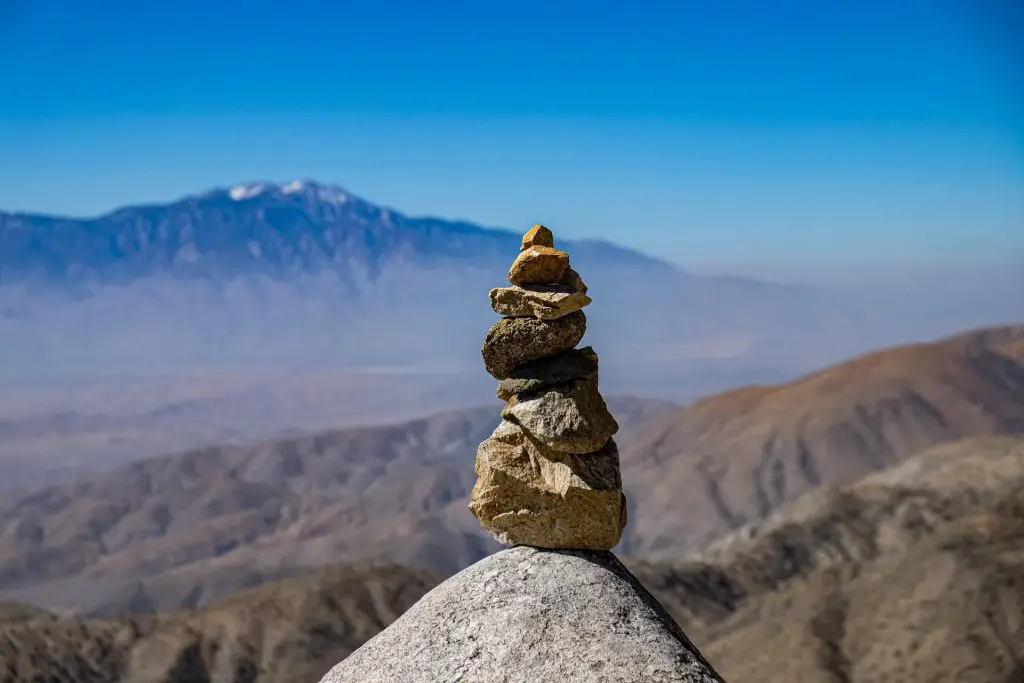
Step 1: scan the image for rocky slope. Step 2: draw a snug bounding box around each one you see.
[0,563,442,683]
[619,324,1024,557]
[636,435,1024,683]
[2,436,1020,683]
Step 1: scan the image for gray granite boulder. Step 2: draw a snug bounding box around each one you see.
[318,546,725,683]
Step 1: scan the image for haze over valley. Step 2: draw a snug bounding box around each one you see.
[1,182,1020,486]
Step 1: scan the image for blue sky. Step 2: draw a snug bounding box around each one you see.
[0,0,1021,278]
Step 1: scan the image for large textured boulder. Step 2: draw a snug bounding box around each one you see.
[318,546,725,683]
[469,420,626,549]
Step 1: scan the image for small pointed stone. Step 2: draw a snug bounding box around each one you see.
[521,224,554,251]
[481,311,586,380]
[508,246,569,286]
[502,374,619,453]
[497,347,599,401]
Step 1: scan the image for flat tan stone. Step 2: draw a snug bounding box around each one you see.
[481,310,586,380]
[489,284,591,320]
[469,420,627,550]
[507,246,569,286]
[497,347,599,401]
[502,374,618,453]
[521,224,555,251]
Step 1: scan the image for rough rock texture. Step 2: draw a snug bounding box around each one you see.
[489,283,592,320]
[469,420,626,549]
[559,266,588,295]
[481,310,587,380]
[318,546,725,683]
[497,346,599,401]
[503,375,619,453]
[521,224,554,250]
[507,245,570,286]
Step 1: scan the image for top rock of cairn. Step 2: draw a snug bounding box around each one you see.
[473,225,626,550]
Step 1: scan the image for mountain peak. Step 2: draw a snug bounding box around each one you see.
[223,180,352,206]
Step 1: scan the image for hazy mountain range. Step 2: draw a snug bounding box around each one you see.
[2,180,1019,379]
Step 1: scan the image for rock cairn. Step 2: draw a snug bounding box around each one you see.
[470,225,627,550]
[319,224,726,683]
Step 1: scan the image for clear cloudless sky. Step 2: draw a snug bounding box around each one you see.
[0,0,1022,281]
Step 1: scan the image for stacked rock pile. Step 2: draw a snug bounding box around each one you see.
[320,224,727,683]
[470,225,628,550]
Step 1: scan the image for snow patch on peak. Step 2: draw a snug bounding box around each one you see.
[315,186,350,205]
[225,179,351,205]
[229,183,268,200]
[281,180,350,205]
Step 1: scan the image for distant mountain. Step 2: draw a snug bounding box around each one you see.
[4,179,1012,377]
[618,324,1024,557]
[0,180,666,284]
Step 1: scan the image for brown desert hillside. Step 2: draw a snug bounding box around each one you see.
[2,436,1021,683]
[0,395,674,615]
[0,563,442,683]
[633,436,1024,683]
[619,324,1024,557]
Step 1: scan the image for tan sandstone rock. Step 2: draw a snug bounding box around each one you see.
[521,224,554,250]
[497,346,599,401]
[502,374,618,453]
[481,310,586,380]
[507,245,569,286]
[489,283,592,320]
[469,420,627,550]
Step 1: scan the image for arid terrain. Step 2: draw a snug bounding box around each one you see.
[0,563,443,683]
[0,324,1020,614]
[619,323,1024,557]
[0,395,674,614]
[2,435,1021,683]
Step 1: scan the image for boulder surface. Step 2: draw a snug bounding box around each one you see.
[318,546,725,683]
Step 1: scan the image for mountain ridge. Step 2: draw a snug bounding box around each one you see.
[0,179,679,284]
[618,324,1024,557]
